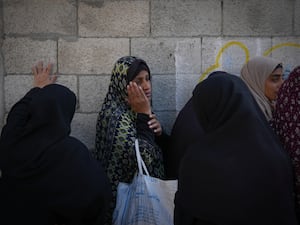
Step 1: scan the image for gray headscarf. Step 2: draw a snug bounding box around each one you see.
[240,56,282,121]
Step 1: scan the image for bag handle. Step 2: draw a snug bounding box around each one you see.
[135,139,150,176]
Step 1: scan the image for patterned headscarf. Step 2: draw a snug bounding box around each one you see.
[240,56,282,121]
[94,56,152,162]
[272,65,300,207]
[93,56,164,224]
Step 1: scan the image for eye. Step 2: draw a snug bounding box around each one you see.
[270,75,283,83]
[135,81,142,86]
[133,78,143,86]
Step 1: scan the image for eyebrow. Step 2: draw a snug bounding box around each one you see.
[271,74,282,77]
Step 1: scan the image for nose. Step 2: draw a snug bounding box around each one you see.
[140,79,151,90]
[279,77,284,86]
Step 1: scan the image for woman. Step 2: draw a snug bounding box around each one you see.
[175,72,298,225]
[0,62,111,225]
[272,65,300,220]
[166,98,203,179]
[166,71,225,179]
[93,56,166,224]
[240,56,283,121]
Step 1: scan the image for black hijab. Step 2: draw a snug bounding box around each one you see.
[0,84,111,225]
[127,58,151,82]
[0,84,76,178]
[175,72,297,225]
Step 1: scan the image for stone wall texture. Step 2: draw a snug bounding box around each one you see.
[1,0,300,149]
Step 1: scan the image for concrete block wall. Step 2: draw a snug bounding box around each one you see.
[1,0,300,150]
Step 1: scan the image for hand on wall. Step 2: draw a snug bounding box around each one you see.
[32,61,57,88]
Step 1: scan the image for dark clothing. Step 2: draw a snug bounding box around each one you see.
[271,66,300,222]
[0,84,111,225]
[167,71,226,179]
[175,73,298,225]
[93,56,165,225]
[167,98,204,179]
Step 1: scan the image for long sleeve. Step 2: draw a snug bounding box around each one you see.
[136,113,155,143]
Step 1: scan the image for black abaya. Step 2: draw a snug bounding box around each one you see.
[0,84,111,225]
[175,72,298,225]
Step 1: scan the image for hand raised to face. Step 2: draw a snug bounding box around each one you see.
[127,81,151,115]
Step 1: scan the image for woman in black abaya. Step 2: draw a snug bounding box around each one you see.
[174,72,298,225]
[0,62,111,225]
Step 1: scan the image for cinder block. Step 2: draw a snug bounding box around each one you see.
[270,37,300,77]
[3,38,57,74]
[174,39,202,74]
[0,1,3,47]
[55,75,78,100]
[151,0,221,36]
[132,38,201,74]
[202,37,271,79]
[78,75,111,113]
[58,38,129,74]
[4,74,77,112]
[154,111,177,135]
[3,0,76,35]
[71,113,98,150]
[79,0,149,37]
[295,0,300,35]
[175,74,200,111]
[223,0,293,36]
[4,75,33,112]
[152,74,176,111]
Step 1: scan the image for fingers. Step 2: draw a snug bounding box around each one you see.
[32,61,53,74]
[45,63,53,74]
[32,61,57,88]
[148,114,162,135]
[127,81,151,114]
[37,61,43,74]
[50,74,58,83]
[127,82,145,98]
[31,65,37,76]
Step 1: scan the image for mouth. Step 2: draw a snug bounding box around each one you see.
[145,92,151,99]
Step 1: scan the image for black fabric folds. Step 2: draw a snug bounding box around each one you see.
[0,84,111,225]
[167,98,204,179]
[175,72,298,225]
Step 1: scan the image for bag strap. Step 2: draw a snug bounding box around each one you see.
[135,139,150,176]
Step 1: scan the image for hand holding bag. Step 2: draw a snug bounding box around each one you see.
[113,139,178,225]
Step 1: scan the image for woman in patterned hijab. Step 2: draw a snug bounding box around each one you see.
[240,56,283,121]
[272,65,300,220]
[93,56,165,224]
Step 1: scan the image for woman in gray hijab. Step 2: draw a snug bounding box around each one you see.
[240,56,283,121]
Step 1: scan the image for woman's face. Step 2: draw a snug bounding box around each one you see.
[264,67,284,101]
[132,70,152,101]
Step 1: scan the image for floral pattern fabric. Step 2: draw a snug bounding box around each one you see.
[272,66,300,206]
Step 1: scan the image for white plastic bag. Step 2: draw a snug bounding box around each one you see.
[113,139,178,225]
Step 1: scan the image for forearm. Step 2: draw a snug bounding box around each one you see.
[136,113,155,143]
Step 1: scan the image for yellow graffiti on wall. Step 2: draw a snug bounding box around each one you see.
[200,41,300,82]
[263,42,300,56]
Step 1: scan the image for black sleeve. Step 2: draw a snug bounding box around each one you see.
[155,130,170,151]
[136,113,155,144]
